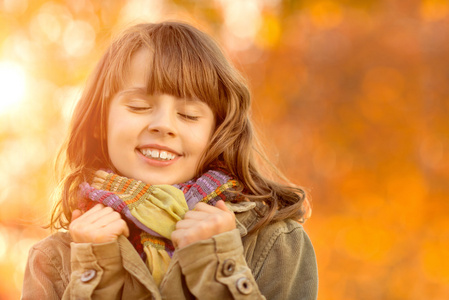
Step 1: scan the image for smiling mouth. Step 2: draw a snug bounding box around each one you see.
[139,148,177,161]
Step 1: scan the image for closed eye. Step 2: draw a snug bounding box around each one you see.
[127,105,151,112]
[178,113,199,121]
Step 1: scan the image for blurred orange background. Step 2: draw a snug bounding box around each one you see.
[1,0,448,299]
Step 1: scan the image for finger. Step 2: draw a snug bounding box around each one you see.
[91,210,122,228]
[183,210,210,220]
[215,200,230,212]
[80,203,105,219]
[81,206,115,224]
[193,202,220,213]
[93,219,129,243]
[175,219,198,229]
[171,229,183,249]
[171,228,198,249]
[110,218,129,238]
[122,220,130,237]
[71,209,83,222]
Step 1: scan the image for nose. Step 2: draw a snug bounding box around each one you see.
[147,106,177,137]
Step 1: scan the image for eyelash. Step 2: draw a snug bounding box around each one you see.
[179,113,199,121]
[127,104,199,121]
[127,105,150,111]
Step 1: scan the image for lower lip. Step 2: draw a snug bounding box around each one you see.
[136,149,180,167]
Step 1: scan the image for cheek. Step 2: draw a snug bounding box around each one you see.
[106,118,136,159]
[107,108,140,142]
[193,126,215,173]
[193,125,214,151]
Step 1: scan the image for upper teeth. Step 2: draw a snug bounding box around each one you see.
[141,149,176,160]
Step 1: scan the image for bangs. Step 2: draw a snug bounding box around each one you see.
[147,23,222,109]
[104,22,232,124]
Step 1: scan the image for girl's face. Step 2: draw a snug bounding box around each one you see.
[107,49,215,185]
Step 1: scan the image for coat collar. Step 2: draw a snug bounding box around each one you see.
[228,201,266,237]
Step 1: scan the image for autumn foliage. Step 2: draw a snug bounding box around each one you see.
[0,1,448,299]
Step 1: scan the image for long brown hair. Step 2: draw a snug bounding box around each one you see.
[50,22,310,231]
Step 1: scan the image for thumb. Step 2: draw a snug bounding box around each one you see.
[122,222,130,238]
[71,209,83,222]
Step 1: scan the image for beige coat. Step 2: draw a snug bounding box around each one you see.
[22,202,318,299]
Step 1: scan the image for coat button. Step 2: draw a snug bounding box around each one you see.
[222,259,236,276]
[80,269,97,283]
[236,277,253,295]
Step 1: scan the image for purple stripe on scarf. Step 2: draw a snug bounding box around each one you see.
[80,170,237,242]
[80,183,163,237]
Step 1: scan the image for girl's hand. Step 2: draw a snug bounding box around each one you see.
[69,204,130,244]
[171,200,236,249]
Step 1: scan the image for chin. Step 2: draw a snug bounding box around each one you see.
[139,176,176,186]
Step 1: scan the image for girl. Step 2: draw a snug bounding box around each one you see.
[22,22,318,299]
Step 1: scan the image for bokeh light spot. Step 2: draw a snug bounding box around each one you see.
[63,20,96,57]
[120,0,164,24]
[420,0,449,22]
[224,0,261,39]
[32,12,62,43]
[309,1,343,30]
[256,15,281,48]
[2,0,28,14]
[0,227,8,260]
[0,61,27,113]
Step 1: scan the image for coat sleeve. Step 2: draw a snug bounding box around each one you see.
[252,225,318,300]
[21,237,128,300]
[22,245,68,300]
[63,240,126,299]
[170,229,266,299]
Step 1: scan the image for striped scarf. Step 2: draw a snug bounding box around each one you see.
[79,169,240,285]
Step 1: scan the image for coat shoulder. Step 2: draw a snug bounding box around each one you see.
[251,218,309,254]
[30,231,71,255]
[242,216,315,274]
[28,231,72,278]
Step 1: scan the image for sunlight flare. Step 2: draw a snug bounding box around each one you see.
[0,61,27,113]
